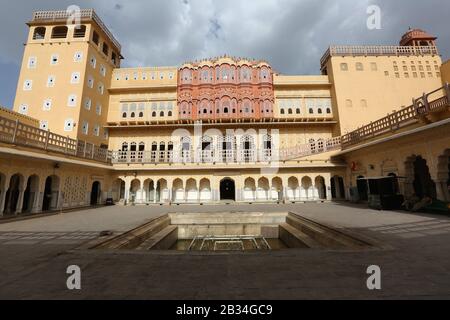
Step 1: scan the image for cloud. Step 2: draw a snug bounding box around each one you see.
[0,0,449,106]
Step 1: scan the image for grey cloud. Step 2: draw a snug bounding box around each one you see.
[0,0,449,101]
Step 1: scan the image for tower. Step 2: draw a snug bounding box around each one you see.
[400,28,437,47]
[13,9,122,146]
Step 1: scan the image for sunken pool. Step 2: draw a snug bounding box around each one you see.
[87,212,379,252]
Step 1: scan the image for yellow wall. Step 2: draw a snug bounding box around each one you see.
[326,55,443,135]
[13,19,120,146]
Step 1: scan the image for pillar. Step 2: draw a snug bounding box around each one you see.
[326,177,333,201]
[15,188,25,215]
[0,189,6,216]
[31,186,42,214]
[124,180,131,205]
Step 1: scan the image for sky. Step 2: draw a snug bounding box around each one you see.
[1,0,449,108]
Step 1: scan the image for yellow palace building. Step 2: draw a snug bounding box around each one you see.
[0,9,449,215]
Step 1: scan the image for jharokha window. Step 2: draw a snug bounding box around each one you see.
[73,25,87,38]
[51,26,68,39]
[33,27,46,40]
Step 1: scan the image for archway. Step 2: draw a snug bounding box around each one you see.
[356,176,368,201]
[186,179,198,203]
[271,177,283,201]
[156,179,168,203]
[199,179,212,202]
[90,181,101,205]
[0,173,5,213]
[243,178,256,201]
[173,179,184,202]
[412,156,436,198]
[257,178,270,201]
[4,174,24,215]
[23,175,39,213]
[130,179,141,203]
[315,176,327,200]
[112,179,125,202]
[220,178,236,201]
[42,175,60,212]
[144,179,155,203]
[301,177,313,200]
[331,176,345,200]
[287,177,299,201]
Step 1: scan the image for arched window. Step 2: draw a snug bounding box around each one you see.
[309,108,314,114]
[221,67,229,81]
[74,25,87,38]
[160,111,165,117]
[121,142,129,151]
[183,69,191,82]
[181,137,191,151]
[280,109,285,115]
[296,108,301,114]
[224,108,229,114]
[130,142,137,152]
[130,112,135,118]
[263,134,273,150]
[326,108,331,114]
[318,108,323,114]
[168,111,173,117]
[261,68,269,80]
[51,26,68,39]
[122,112,127,118]
[288,109,293,115]
[241,67,251,81]
[139,112,144,118]
[139,142,145,152]
[33,27,46,40]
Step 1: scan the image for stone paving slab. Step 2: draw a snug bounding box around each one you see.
[0,203,449,299]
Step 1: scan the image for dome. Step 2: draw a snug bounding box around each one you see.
[400,28,437,46]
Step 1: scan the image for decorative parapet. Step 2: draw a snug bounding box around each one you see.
[31,9,121,51]
[320,45,439,70]
[0,114,112,164]
[0,106,39,128]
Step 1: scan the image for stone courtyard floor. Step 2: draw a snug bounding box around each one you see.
[0,202,450,299]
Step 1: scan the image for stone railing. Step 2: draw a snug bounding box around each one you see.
[279,136,342,160]
[112,149,277,165]
[0,115,112,163]
[320,45,439,69]
[32,9,121,50]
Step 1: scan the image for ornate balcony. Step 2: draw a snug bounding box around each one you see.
[0,114,111,163]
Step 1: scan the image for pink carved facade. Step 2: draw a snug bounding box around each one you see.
[177,56,275,121]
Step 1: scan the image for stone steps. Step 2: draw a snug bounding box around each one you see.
[279,223,322,249]
[135,225,178,250]
[286,213,373,249]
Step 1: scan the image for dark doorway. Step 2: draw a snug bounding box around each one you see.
[22,175,38,213]
[357,176,368,201]
[42,177,53,211]
[446,157,450,196]
[220,179,236,201]
[331,178,336,199]
[413,156,436,198]
[90,181,101,205]
[4,174,22,215]
[338,177,345,199]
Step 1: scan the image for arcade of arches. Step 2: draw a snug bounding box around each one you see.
[0,157,110,216]
[1,123,449,216]
[109,173,337,204]
[342,124,450,204]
